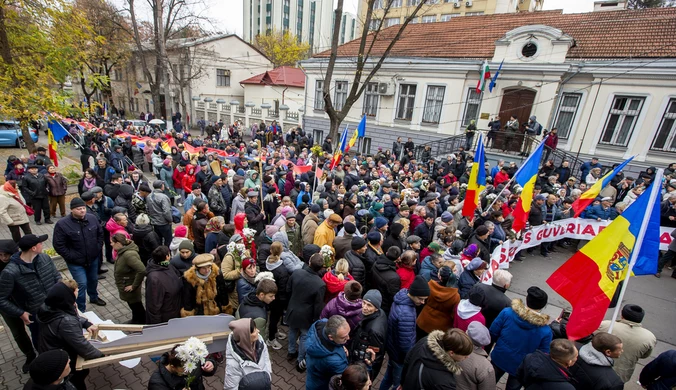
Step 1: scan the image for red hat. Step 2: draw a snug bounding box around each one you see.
[174,225,187,238]
[241,258,255,269]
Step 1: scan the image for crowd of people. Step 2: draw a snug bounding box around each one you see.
[0,116,674,390]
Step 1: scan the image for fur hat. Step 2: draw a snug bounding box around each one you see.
[526,286,548,310]
[621,304,645,323]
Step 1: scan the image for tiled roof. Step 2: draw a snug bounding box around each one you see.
[240,66,305,88]
[316,8,676,60]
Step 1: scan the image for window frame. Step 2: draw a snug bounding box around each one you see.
[216,69,230,87]
[314,80,325,110]
[334,81,349,111]
[650,98,676,152]
[552,92,582,139]
[421,15,437,23]
[422,85,445,124]
[384,17,400,27]
[440,14,459,21]
[396,83,417,121]
[461,88,482,128]
[363,82,380,117]
[600,95,646,147]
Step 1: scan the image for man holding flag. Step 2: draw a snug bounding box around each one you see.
[572,156,634,217]
[47,120,70,167]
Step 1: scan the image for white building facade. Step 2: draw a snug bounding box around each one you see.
[300,8,676,171]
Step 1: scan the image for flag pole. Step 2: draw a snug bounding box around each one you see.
[608,169,663,334]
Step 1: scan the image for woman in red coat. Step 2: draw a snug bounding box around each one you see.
[182,164,196,194]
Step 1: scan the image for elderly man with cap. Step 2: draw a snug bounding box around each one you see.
[24,349,74,389]
[597,304,656,383]
[0,237,60,373]
[145,180,173,246]
[588,196,619,221]
[456,322,497,390]
[80,191,97,218]
[489,286,553,390]
[314,212,343,250]
[207,175,227,217]
[53,198,106,311]
[349,289,388,380]
[244,189,266,235]
[423,192,438,220]
[302,203,321,245]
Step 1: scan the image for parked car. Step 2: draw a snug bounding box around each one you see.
[0,121,39,148]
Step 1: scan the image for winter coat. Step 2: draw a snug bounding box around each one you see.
[151,153,164,175]
[145,261,183,324]
[237,292,269,333]
[468,235,490,262]
[305,319,349,390]
[113,242,146,303]
[280,222,303,257]
[332,233,353,261]
[272,231,303,273]
[133,224,161,264]
[53,213,103,267]
[639,350,676,390]
[386,289,418,364]
[370,257,402,313]
[301,213,320,245]
[23,379,77,390]
[36,304,104,371]
[456,345,497,390]
[417,280,460,334]
[321,292,362,331]
[208,185,227,216]
[322,270,353,302]
[490,299,553,376]
[22,173,48,200]
[472,282,511,328]
[400,331,463,390]
[146,189,173,226]
[192,212,209,254]
[597,319,656,382]
[569,343,624,390]
[348,308,387,378]
[285,265,326,330]
[364,244,384,278]
[314,220,336,249]
[344,250,367,288]
[245,200,265,233]
[0,190,30,226]
[45,173,68,197]
[223,333,272,390]
[413,222,435,248]
[516,350,575,390]
[419,256,440,283]
[453,300,486,332]
[114,185,137,222]
[0,252,61,317]
[180,264,229,317]
[148,352,216,390]
[396,264,416,289]
[586,205,618,221]
[236,275,257,305]
[230,193,246,222]
[106,218,130,240]
[265,258,289,302]
[459,269,480,299]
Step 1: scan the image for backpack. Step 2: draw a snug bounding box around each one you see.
[171,206,181,223]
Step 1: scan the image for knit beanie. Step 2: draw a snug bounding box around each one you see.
[29,349,69,385]
[367,231,382,244]
[344,222,356,235]
[466,322,491,347]
[375,217,388,229]
[70,197,86,209]
[351,236,367,250]
[344,281,363,301]
[178,240,194,253]
[466,258,487,271]
[303,244,321,263]
[621,304,645,323]
[526,286,548,310]
[174,225,188,238]
[373,202,384,211]
[409,275,431,297]
[363,289,382,310]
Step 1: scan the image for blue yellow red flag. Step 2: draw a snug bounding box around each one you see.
[510,140,546,232]
[461,134,486,217]
[572,156,634,217]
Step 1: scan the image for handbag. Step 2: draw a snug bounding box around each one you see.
[15,196,34,216]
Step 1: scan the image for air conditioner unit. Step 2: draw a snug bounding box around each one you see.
[453,1,461,8]
[378,82,394,96]
[466,1,473,6]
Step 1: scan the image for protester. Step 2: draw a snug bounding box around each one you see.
[111,234,146,324]
[569,332,624,390]
[305,315,351,390]
[23,349,76,390]
[416,265,460,337]
[145,246,183,324]
[180,254,229,317]
[0,180,33,242]
[348,289,387,380]
[321,281,363,331]
[224,318,272,390]
[456,322,497,390]
[639,350,676,390]
[516,339,578,389]
[148,341,217,389]
[471,269,513,328]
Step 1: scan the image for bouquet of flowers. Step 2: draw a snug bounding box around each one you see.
[242,228,257,253]
[227,242,247,268]
[320,245,334,268]
[310,145,323,157]
[174,337,209,387]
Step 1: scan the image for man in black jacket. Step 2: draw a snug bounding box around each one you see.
[370,247,402,313]
[344,237,368,289]
[471,269,513,329]
[22,165,52,225]
[0,235,60,373]
[53,197,106,311]
[245,190,266,236]
[570,332,624,390]
[349,289,387,380]
[517,339,578,390]
[286,253,326,373]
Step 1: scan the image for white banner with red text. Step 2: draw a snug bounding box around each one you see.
[481,218,674,283]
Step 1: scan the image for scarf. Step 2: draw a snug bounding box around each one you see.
[205,218,222,234]
[196,267,212,280]
[2,181,19,197]
[83,177,97,191]
[240,270,256,286]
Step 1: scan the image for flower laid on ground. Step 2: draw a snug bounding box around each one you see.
[174,337,208,387]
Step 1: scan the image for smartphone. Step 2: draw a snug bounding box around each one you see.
[560,308,572,321]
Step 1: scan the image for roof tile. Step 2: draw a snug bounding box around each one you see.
[240,66,305,88]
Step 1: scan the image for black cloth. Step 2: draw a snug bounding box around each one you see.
[244,201,265,234]
[458,270,480,300]
[370,258,401,313]
[285,265,326,330]
[344,250,367,289]
[144,262,183,324]
[570,353,624,390]
[349,309,388,380]
[237,292,267,321]
[23,379,77,390]
[132,224,161,264]
[517,350,576,390]
[467,235,490,262]
[52,214,104,267]
[413,222,435,248]
[0,252,61,317]
[114,185,137,222]
[401,333,459,390]
[22,173,48,200]
[148,352,216,390]
[472,283,511,328]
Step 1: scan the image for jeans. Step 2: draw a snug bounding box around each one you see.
[1,313,35,358]
[154,224,173,247]
[287,327,308,361]
[8,223,31,243]
[493,363,522,390]
[466,134,474,150]
[268,299,286,341]
[67,260,100,312]
[379,358,404,390]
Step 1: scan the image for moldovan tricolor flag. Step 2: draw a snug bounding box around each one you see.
[476,60,491,94]
[47,120,69,167]
[546,170,661,340]
[462,134,486,217]
[572,156,634,217]
[329,125,349,170]
[510,140,546,232]
[345,115,365,154]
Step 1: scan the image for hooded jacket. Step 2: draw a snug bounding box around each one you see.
[272,231,303,273]
[517,350,576,390]
[305,319,349,390]
[144,261,183,324]
[0,252,61,317]
[224,320,271,390]
[370,257,401,313]
[285,265,326,330]
[597,319,656,383]
[265,256,289,302]
[114,184,137,222]
[244,170,260,190]
[400,330,463,390]
[453,299,486,332]
[320,292,362,331]
[321,270,353,303]
[113,242,146,303]
[148,351,216,390]
[569,343,624,390]
[490,299,553,376]
[105,218,130,239]
[382,224,405,253]
[419,256,440,282]
[459,269,481,300]
[386,289,418,364]
[417,280,460,334]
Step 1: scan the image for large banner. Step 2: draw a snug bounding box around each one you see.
[482,218,674,283]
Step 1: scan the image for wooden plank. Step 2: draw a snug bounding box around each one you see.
[97,331,230,354]
[75,356,84,371]
[96,323,146,332]
[78,336,214,370]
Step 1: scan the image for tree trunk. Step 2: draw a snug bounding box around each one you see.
[0,4,12,65]
[19,119,36,154]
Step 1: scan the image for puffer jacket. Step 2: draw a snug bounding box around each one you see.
[208,184,227,216]
[148,351,216,390]
[305,319,349,390]
[0,252,61,317]
[146,189,173,226]
[113,242,146,303]
[386,289,418,364]
[400,330,463,390]
[236,292,268,331]
[344,250,367,288]
[417,280,460,334]
[320,292,362,331]
[456,344,497,390]
[224,333,271,390]
[45,172,68,197]
[569,343,624,390]
[272,231,303,273]
[53,213,103,267]
[490,299,553,376]
[0,190,30,226]
[370,257,401,313]
[516,350,576,390]
[322,270,353,303]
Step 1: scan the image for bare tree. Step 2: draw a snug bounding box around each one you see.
[321,0,430,142]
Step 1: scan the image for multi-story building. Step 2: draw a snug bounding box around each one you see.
[338,12,357,45]
[243,0,334,53]
[358,0,544,33]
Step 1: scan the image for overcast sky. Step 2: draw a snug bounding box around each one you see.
[201,0,596,37]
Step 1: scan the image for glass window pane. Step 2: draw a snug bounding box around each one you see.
[629,99,641,111]
[555,112,574,138]
[616,116,634,145]
[602,115,619,143]
[652,118,673,149]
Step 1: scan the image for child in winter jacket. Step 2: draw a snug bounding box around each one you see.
[321,281,363,331]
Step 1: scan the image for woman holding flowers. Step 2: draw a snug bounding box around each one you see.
[148,337,217,390]
[224,318,272,390]
[221,234,250,310]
